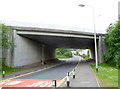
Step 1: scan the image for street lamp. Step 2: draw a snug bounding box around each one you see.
[79,4,98,73]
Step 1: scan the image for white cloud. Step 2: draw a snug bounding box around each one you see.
[0,0,119,33]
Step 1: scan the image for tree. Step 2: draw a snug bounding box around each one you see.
[104,21,120,67]
[56,48,72,58]
[76,51,79,55]
[64,51,72,57]
[0,24,2,69]
[0,24,14,65]
[87,49,90,58]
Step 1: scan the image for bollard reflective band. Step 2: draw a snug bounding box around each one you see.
[73,71,75,75]
[67,72,69,76]
[67,76,69,81]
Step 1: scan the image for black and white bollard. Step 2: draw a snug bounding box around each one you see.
[67,72,70,87]
[73,69,75,79]
[41,60,44,65]
[52,80,56,88]
[2,70,5,78]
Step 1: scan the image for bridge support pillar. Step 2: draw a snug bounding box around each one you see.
[90,48,95,60]
[98,36,104,63]
[42,45,45,64]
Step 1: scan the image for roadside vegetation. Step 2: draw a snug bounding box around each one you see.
[0,65,22,74]
[0,24,19,74]
[104,21,120,67]
[56,48,73,58]
[90,63,118,87]
[0,24,2,73]
[81,49,90,59]
[56,55,70,58]
[56,48,91,59]
[90,21,120,87]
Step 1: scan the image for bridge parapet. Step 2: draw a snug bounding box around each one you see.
[12,26,104,37]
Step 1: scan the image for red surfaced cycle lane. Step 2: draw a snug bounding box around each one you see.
[0,79,60,87]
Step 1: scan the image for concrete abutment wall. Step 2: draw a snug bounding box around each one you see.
[98,36,107,63]
[6,30,56,68]
[90,36,106,63]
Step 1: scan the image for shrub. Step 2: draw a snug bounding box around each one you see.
[56,48,73,58]
[64,51,72,58]
[104,21,120,67]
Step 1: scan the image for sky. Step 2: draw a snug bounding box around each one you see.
[0,0,119,33]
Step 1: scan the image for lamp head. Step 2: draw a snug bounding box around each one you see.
[79,4,85,7]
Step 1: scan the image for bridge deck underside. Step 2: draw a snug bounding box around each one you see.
[20,34,95,49]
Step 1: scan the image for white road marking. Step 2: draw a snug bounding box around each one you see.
[5,80,24,85]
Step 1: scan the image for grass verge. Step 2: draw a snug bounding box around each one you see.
[0,65,22,75]
[84,56,90,59]
[56,55,70,59]
[90,63,118,87]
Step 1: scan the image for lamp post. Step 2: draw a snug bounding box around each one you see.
[79,4,98,73]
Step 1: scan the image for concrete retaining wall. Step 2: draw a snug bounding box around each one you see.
[11,30,55,68]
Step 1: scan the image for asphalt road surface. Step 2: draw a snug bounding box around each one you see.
[0,56,80,87]
[15,56,80,80]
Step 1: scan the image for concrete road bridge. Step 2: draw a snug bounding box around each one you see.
[5,26,107,68]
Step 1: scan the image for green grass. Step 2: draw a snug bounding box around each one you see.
[84,56,90,59]
[90,63,118,87]
[56,55,70,59]
[0,65,22,74]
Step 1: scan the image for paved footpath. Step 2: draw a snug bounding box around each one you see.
[60,59,100,87]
